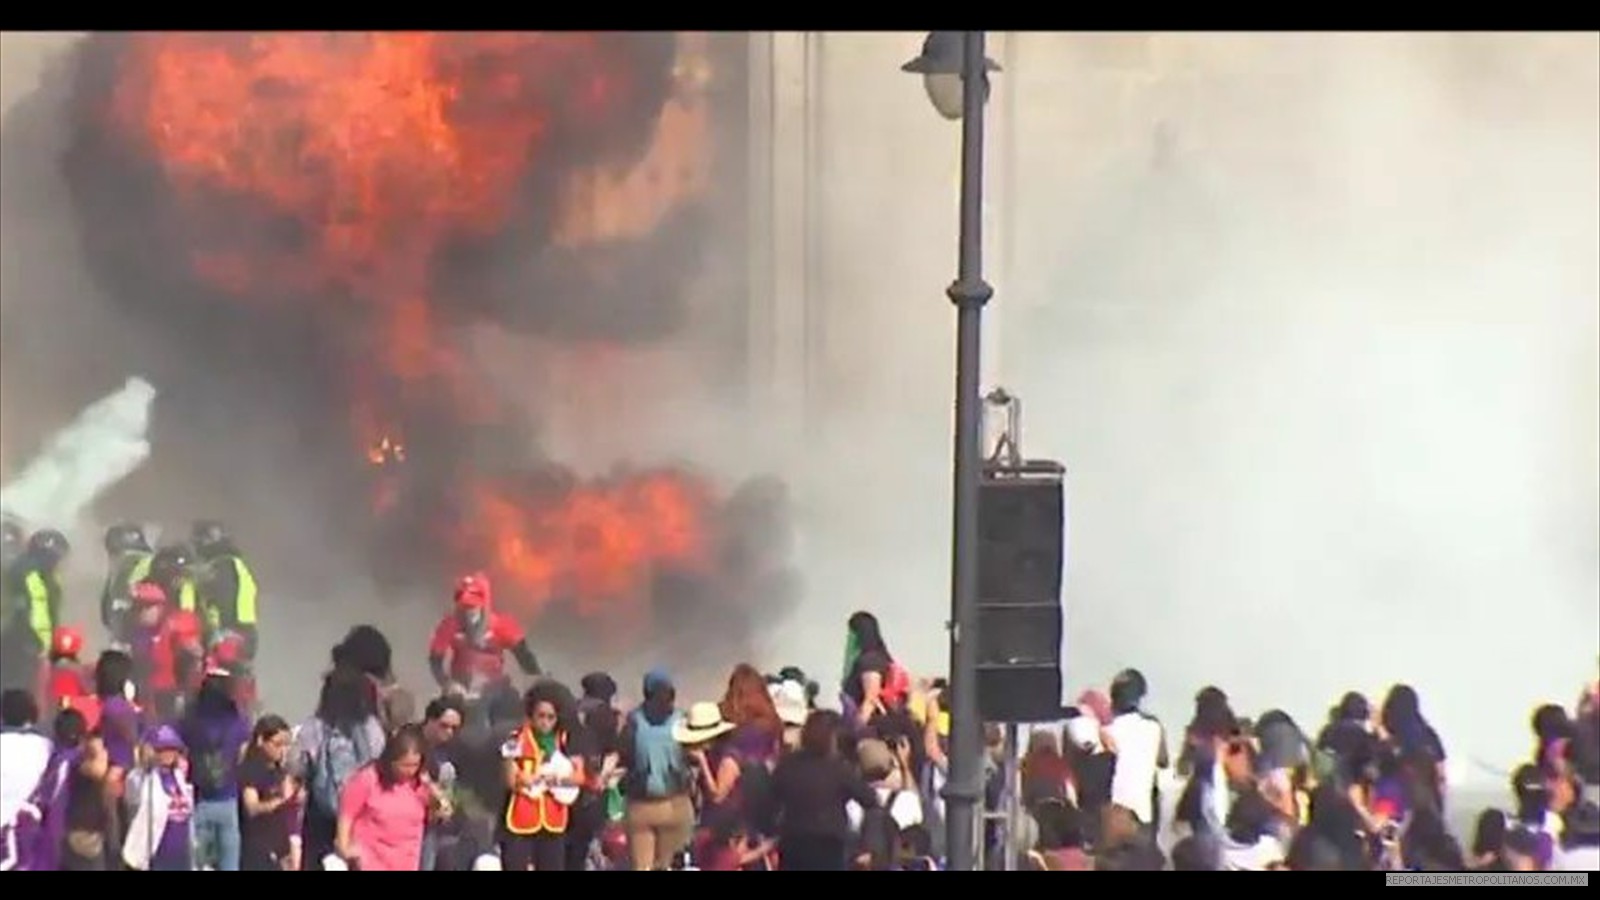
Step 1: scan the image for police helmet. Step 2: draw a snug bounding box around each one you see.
[150,543,193,580]
[191,520,228,556]
[104,522,152,555]
[28,529,71,561]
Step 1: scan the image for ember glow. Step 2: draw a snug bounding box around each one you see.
[86,31,724,621]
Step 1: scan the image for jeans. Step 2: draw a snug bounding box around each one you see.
[193,799,242,871]
[420,829,438,871]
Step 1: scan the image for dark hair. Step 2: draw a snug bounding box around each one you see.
[191,672,238,721]
[524,680,577,732]
[94,650,133,699]
[1287,830,1347,871]
[1033,799,1086,850]
[1170,835,1212,871]
[315,666,378,732]
[424,695,465,723]
[580,672,617,702]
[1380,684,1428,748]
[252,714,292,743]
[1110,669,1148,715]
[376,723,426,790]
[54,707,88,746]
[332,625,393,682]
[1532,704,1573,744]
[799,709,845,758]
[0,689,39,729]
[1471,808,1507,858]
[847,611,888,656]
[1225,788,1276,845]
[1334,691,1371,724]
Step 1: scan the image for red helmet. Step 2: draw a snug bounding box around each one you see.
[132,580,168,607]
[211,633,245,667]
[453,572,491,610]
[51,626,85,659]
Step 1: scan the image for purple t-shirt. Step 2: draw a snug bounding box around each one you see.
[181,713,252,802]
[152,767,194,871]
[99,696,142,771]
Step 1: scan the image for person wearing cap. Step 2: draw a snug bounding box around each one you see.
[426,573,542,721]
[618,668,694,870]
[770,679,810,751]
[43,626,95,727]
[124,724,195,871]
[126,580,205,721]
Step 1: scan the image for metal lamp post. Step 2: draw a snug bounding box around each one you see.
[902,30,999,873]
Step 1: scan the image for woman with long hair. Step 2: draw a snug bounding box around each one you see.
[769,710,877,870]
[293,665,385,870]
[842,612,907,730]
[92,651,141,800]
[703,664,783,841]
[336,724,443,871]
[238,715,299,871]
[179,672,251,870]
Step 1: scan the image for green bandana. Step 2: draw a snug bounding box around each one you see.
[842,630,862,686]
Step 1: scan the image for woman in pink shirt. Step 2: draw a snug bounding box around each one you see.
[334,725,448,871]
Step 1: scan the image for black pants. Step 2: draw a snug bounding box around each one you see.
[501,832,567,871]
[300,805,337,871]
[778,834,847,871]
[564,800,603,872]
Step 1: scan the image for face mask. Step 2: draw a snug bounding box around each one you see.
[460,608,485,630]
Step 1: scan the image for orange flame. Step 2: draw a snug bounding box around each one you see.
[104,32,721,622]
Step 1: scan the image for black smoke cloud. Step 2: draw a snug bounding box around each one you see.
[0,32,795,682]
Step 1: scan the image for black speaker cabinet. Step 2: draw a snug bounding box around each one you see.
[976,464,1066,723]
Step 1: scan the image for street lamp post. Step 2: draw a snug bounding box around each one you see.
[902,30,999,873]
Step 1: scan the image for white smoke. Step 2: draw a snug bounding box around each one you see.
[0,376,156,541]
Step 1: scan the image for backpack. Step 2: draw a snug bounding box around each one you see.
[730,750,777,835]
[311,722,369,815]
[859,790,904,870]
[189,720,234,797]
[629,709,687,799]
[882,661,912,708]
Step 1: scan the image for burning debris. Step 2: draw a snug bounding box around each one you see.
[56,32,793,645]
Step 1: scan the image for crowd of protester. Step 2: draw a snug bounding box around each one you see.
[0,607,1596,871]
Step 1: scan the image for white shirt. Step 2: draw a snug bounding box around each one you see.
[1222,835,1286,871]
[1554,845,1599,872]
[847,786,924,833]
[1106,712,1164,824]
[0,730,52,828]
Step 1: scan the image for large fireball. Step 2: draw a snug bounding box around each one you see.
[67,31,738,626]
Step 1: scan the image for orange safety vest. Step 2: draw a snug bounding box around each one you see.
[503,725,577,836]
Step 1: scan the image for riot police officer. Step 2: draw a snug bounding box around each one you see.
[101,522,154,649]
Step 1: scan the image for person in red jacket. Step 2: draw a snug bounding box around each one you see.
[206,631,257,712]
[44,625,99,729]
[126,580,205,720]
[427,572,542,705]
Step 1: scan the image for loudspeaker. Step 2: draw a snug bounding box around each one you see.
[976,465,1065,723]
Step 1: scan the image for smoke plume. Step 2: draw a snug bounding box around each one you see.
[774,32,1598,777]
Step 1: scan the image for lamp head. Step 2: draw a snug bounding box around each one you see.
[901,31,1001,121]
